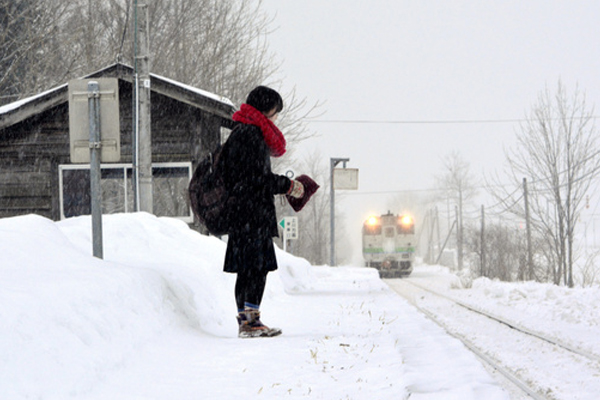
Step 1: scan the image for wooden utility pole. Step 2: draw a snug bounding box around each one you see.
[456,205,463,270]
[480,204,485,277]
[134,1,153,213]
[523,178,533,279]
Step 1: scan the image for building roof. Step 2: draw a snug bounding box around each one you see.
[0,63,236,130]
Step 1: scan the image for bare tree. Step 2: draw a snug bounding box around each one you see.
[463,218,549,282]
[495,81,600,287]
[283,151,329,265]
[0,0,73,105]
[2,0,317,146]
[434,151,479,269]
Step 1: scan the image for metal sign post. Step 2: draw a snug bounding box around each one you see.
[88,81,103,259]
[68,78,120,260]
[330,158,359,266]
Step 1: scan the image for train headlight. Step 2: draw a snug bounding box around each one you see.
[367,216,379,226]
[400,215,413,226]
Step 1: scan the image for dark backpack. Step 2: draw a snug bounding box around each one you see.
[188,145,232,235]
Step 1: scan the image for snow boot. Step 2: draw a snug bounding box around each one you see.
[237,309,282,338]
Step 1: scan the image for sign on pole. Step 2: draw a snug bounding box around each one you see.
[278,216,298,252]
[68,78,120,259]
[68,78,120,163]
[333,167,359,190]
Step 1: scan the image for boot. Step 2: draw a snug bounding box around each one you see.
[237,309,282,338]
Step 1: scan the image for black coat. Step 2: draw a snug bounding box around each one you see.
[220,123,291,274]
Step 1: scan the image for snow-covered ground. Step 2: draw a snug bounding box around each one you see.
[1,213,598,399]
[407,266,600,358]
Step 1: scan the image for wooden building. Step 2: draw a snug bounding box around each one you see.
[0,63,235,222]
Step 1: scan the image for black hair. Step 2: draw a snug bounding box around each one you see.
[246,86,284,114]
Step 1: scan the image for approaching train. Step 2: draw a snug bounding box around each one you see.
[362,211,416,278]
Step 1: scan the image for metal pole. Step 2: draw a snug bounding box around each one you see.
[330,158,335,266]
[329,157,349,266]
[133,73,140,211]
[132,0,138,212]
[88,81,103,259]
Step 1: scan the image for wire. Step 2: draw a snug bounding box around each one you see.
[306,116,600,125]
[307,118,526,125]
[486,186,523,210]
[116,0,131,64]
[339,181,517,197]
[342,188,442,196]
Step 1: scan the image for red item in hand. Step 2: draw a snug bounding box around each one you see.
[286,174,320,212]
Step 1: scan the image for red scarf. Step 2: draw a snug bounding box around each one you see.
[232,104,286,157]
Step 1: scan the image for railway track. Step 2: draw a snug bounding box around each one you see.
[385,278,600,400]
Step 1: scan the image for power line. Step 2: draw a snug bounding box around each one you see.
[340,182,516,196]
[307,118,525,125]
[306,116,600,125]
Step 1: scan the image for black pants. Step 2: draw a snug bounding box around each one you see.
[235,270,268,311]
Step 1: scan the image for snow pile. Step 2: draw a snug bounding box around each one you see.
[0,213,515,399]
[410,265,600,357]
[471,278,600,328]
[1,214,182,396]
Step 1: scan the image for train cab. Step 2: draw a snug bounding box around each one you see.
[362,211,415,278]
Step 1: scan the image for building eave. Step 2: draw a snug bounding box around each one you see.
[0,63,236,131]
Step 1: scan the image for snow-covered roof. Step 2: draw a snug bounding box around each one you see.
[0,63,234,128]
[0,84,67,116]
[155,74,234,107]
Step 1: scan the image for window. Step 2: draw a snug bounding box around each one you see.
[59,162,193,222]
[397,224,415,234]
[363,225,382,235]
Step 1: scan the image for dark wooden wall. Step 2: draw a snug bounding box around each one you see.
[0,79,222,220]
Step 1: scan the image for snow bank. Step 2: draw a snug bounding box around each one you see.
[1,214,193,397]
[0,213,516,399]
[468,278,600,328]
[0,213,315,398]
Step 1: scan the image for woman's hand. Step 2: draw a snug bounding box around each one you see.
[287,180,305,198]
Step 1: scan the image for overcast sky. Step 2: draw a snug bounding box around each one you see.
[258,0,600,263]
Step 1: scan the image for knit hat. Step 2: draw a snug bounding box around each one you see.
[246,86,284,114]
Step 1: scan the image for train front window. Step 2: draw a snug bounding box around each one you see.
[384,227,395,237]
[364,225,381,235]
[397,224,415,234]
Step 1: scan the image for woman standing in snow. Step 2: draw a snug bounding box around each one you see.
[220,86,305,338]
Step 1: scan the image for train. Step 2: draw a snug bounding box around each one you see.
[362,211,416,278]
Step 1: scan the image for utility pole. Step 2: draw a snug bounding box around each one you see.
[523,178,533,279]
[480,204,485,277]
[134,1,153,213]
[457,191,464,270]
[455,205,462,270]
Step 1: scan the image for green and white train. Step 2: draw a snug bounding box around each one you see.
[362,211,416,278]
